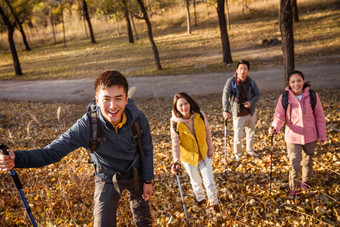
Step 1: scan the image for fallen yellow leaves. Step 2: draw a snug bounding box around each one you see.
[0,89,339,226]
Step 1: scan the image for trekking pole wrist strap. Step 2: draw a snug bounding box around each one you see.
[173,162,181,169]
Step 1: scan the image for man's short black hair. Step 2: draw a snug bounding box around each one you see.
[94,70,128,96]
[236,60,250,70]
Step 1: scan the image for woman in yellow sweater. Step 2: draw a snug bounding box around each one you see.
[170,92,219,212]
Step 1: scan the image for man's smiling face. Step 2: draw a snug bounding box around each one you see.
[96,85,128,126]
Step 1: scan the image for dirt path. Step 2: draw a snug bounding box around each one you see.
[0,63,339,104]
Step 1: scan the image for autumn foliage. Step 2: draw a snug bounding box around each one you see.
[0,89,339,226]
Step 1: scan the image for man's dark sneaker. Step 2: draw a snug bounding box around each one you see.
[288,190,297,199]
[212,205,220,213]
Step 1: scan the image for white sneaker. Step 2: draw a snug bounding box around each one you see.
[235,155,241,161]
[247,152,258,157]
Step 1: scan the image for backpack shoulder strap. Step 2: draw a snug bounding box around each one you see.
[87,100,106,153]
[88,110,105,152]
[309,89,317,111]
[231,77,237,93]
[132,117,145,157]
[281,91,289,112]
[198,111,204,121]
[250,80,254,94]
[171,120,178,134]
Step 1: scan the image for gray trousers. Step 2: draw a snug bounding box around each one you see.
[93,176,152,227]
[287,142,316,190]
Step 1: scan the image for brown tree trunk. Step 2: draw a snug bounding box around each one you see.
[242,0,246,19]
[4,1,31,51]
[137,0,162,70]
[0,6,22,75]
[217,0,232,64]
[291,0,299,22]
[50,5,56,44]
[280,0,295,86]
[60,3,66,47]
[205,0,210,16]
[83,17,88,38]
[115,19,120,37]
[123,0,134,43]
[83,0,96,43]
[17,22,31,51]
[185,0,191,34]
[131,15,139,40]
[225,0,230,29]
[8,27,22,75]
[193,0,197,27]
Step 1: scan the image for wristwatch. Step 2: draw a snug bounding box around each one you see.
[144,180,152,184]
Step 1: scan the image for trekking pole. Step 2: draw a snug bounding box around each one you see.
[270,134,274,196]
[224,118,228,177]
[0,144,37,227]
[174,163,190,226]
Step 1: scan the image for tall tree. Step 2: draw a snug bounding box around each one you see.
[216,0,232,64]
[193,0,197,27]
[205,0,210,16]
[53,0,66,47]
[130,14,138,40]
[16,18,31,50]
[136,0,162,70]
[225,0,230,29]
[185,0,191,34]
[291,0,299,22]
[242,0,247,19]
[82,0,95,43]
[4,0,33,51]
[50,2,57,44]
[280,0,294,86]
[0,5,22,75]
[96,0,133,43]
[123,0,134,43]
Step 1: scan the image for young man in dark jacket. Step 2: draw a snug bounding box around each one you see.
[222,60,260,161]
[0,70,154,226]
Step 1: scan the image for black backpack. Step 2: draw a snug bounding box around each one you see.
[86,100,144,193]
[281,89,316,123]
[230,77,255,98]
[87,100,144,155]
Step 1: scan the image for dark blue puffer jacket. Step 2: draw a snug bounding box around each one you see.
[14,99,154,181]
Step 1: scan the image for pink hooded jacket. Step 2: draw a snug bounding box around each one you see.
[271,86,327,145]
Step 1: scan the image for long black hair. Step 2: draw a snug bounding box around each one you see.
[288,70,311,89]
[173,92,200,118]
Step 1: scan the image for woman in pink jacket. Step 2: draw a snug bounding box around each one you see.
[269,70,327,198]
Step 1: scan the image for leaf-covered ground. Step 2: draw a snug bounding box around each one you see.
[0,89,339,226]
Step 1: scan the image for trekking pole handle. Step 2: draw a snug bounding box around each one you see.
[224,118,227,126]
[0,144,23,188]
[0,144,9,155]
[0,145,37,226]
[271,134,274,146]
[174,163,182,175]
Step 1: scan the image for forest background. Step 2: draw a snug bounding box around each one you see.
[0,0,339,226]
